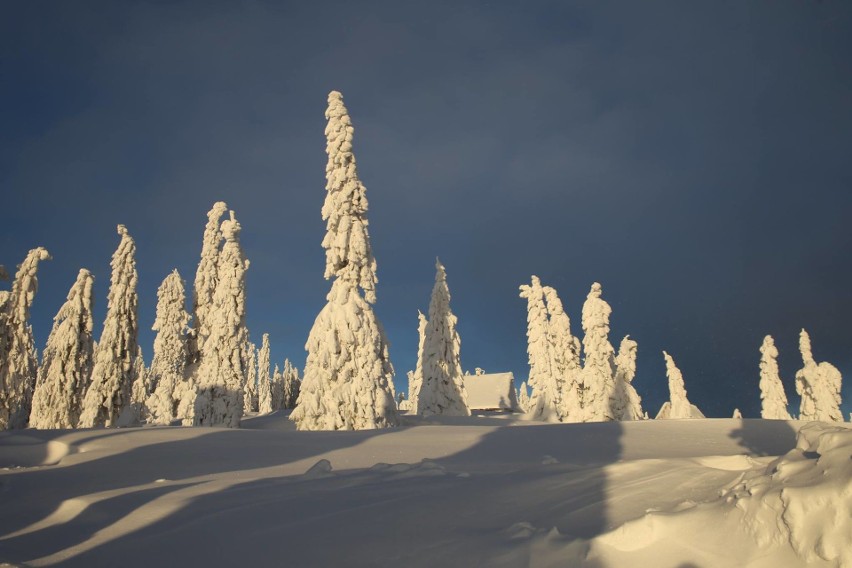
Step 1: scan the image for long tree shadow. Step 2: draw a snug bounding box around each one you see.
[728,418,799,457]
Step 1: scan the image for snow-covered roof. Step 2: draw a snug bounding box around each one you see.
[463,372,519,411]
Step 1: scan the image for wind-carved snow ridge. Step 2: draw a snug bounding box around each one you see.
[759,335,792,420]
[722,422,852,567]
[193,211,249,428]
[79,226,139,428]
[795,329,843,422]
[416,259,469,417]
[290,91,398,431]
[30,269,94,430]
[656,351,704,419]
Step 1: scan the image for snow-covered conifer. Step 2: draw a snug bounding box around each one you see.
[290,91,398,431]
[580,282,617,422]
[405,311,427,412]
[281,358,300,409]
[120,346,148,426]
[613,336,643,420]
[188,201,228,368]
[193,212,249,428]
[30,268,93,429]
[242,341,257,414]
[758,335,791,420]
[543,286,582,422]
[795,329,842,422]
[519,276,560,421]
[517,381,530,413]
[146,270,191,426]
[79,226,139,428]
[732,408,743,419]
[656,351,703,419]
[416,260,469,417]
[271,364,284,411]
[257,333,272,414]
[0,247,50,429]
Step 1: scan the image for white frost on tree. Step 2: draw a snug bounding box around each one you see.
[242,341,257,414]
[612,336,643,421]
[544,286,582,422]
[271,364,284,411]
[290,91,398,431]
[120,346,149,426]
[80,226,139,428]
[656,351,704,419]
[732,408,742,419]
[281,358,300,409]
[189,201,228,370]
[519,276,560,422]
[580,282,617,422]
[759,335,791,420]
[406,311,428,413]
[193,212,249,428]
[795,329,842,422]
[30,268,93,429]
[517,381,530,413]
[0,247,51,429]
[416,260,469,417]
[257,333,272,415]
[146,270,191,426]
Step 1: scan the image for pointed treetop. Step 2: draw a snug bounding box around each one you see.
[799,329,814,365]
[435,258,446,281]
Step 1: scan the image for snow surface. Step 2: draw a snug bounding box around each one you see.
[1,415,847,567]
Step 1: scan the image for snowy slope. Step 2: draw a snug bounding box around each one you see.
[0,415,848,567]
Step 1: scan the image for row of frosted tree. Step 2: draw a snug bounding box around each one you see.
[0,210,300,430]
[1,90,845,431]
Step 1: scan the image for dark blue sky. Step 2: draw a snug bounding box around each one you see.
[2,1,851,419]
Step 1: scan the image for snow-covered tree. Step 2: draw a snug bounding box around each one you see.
[519,276,560,421]
[243,341,257,414]
[758,335,791,420]
[795,329,842,422]
[406,311,428,412]
[544,286,582,422]
[732,408,743,419]
[29,268,93,429]
[580,282,617,422]
[613,336,643,420]
[0,247,51,429]
[517,381,530,413]
[188,201,228,369]
[656,351,704,419]
[271,364,284,411]
[416,260,469,417]
[80,226,140,428]
[193,212,249,428]
[257,333,272,414]
[146,270,191,426]
[281,358,300,409]
[290,91,398,431]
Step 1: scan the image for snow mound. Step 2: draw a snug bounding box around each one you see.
[0,435,70,467]
[724,422,852,566]
[369,459,447,479]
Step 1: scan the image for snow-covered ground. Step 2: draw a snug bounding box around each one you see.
[0,414,849,567]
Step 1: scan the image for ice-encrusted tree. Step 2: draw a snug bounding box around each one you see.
[193,212,249,428]
[416,260,469,417]
[281,358,300,409]
[759,335,791,420]
[520,276,560,421]
[406,311,428,412]
[517,381,530,413]
[189,201,228,369]
[146,270,191,426]
[122,346,149,426]
[795,329,842,422]
[544,286,583,422]
[30,268,93,429]
[80,226,140,428]
[257,333,272,414]
[0,247,51,429]
[656,351,703,419]
[290,91,398,431]
[580,282,617,422]
[271,364,284,411]
[242,341,257,414]
[613,336,643,420]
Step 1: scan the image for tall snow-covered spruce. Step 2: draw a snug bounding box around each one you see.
[519,276,560,421]
[30,269,95,429]
[416,260,469,417]
[193,211,250,428]
[281,358,300,409]
[656,351,704,419]
[580,282,618,422]
[405,311,428,412]
[189,201,228,371]
[795,329,842,422]
[758,335,791,420]
[146,270,191,426]
[290,90,398,431]
[257,333,272,414]
[613,336,643,420]
[544,286,582,422]
[79,226,139,428]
